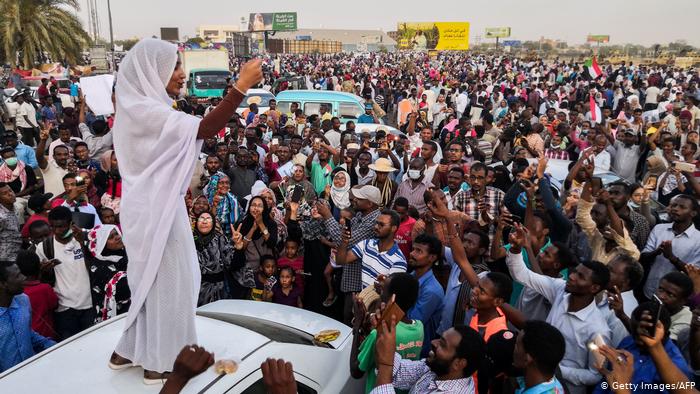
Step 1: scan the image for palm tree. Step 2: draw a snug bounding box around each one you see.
[0,0,90,68]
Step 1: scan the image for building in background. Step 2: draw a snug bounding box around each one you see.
[196,25,241,43]
[274,29,396,52]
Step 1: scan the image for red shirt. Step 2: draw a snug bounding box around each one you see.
[23,281,59,339]
[395,217,416,259]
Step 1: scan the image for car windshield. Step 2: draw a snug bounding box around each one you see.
[193,72,229,90]
[196,311,334,349]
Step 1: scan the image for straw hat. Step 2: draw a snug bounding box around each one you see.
[368,158,397,173]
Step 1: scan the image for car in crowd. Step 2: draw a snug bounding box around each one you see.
[236,88,276,117]
[0,300,363,394]
[275,90,369,125]
[342,123,405,139]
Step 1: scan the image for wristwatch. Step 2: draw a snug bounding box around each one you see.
[262,228,269,236]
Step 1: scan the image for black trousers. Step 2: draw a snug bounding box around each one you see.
[19,126,37,147]
[55,308,96,341]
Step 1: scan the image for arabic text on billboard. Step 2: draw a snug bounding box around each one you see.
[248,12,297,32]
[587,35,610,43]
[397,22,470,51]
[485,27,511,38]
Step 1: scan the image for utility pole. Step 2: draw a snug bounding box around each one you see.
[107,0,115,71]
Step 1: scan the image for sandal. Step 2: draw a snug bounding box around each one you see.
[143,370,170,385]
[322,295,337,307]
[108,352,134,370]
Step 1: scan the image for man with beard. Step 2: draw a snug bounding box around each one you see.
[266,141,294,188]
[227,148,257,204]
[372,320,485,393]
[198,155,225,194]
[512,321,566,394]
[335,209,407,291]
[507,223,611,394]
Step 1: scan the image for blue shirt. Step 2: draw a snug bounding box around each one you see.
[350,239,407,290]
[12,144,38,169]
[516,377,565,394]
[70,83,79,97]
[358,114,376,124]
[593,336,692,394]
[0,294,55,372]
[407,269,445,358]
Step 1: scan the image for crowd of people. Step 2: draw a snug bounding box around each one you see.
[2,47,700,393]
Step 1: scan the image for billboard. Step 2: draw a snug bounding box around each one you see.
[587,35,610,43]
[485,27,511,38]
[160,27,179,41]
[248,12,297,32]
[397,22,470,51]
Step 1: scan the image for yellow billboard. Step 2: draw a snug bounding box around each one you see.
[397,22,470,51]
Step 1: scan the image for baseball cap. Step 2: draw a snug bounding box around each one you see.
[351,185,381,205]
[28,193,53,212]
[622,128,637,135]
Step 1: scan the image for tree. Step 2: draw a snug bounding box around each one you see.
[0,0,90,68]
[115,38,139,51]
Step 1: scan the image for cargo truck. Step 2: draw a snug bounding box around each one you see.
[181,50,231,99]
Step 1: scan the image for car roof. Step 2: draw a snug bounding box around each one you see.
[244,88,275,97]
[276,89,363,103]
[340,123,405,137]
[0,300,350,394]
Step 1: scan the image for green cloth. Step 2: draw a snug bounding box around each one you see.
[310,159,335,195]
[358,320,424,394]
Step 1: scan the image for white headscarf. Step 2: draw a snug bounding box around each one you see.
[113,39,203,330]
[330,170,351,209]
[88,224,122,263]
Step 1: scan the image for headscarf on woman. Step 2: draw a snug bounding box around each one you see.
[86,224,129,323]
[257,186,288,244]
[193,211,219,251]
[192,211,235,306]
[330,169,351,209]
[206,173,241,237]
[112,39,204,372]
[100,149,122,214]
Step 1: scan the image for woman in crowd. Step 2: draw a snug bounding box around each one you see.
[206,173,241,238]
[193,211,236,306]
[323,168,351,219]
[231,195,278,299]
[259,186,288,245]
[98,149,122,215]
[84,225,130,323]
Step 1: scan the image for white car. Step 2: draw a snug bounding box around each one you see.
[342,123,405,138]
[0,300,363,394]
[236,88,276,118]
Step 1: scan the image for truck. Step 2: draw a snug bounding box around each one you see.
[181,49,231,100]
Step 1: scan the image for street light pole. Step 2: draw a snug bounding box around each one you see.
[107,0,115,71]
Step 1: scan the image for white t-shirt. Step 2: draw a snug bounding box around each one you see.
[41,160,69,196]
[36,238,92,312]
[645,86,660,104]
[16,102,38,128]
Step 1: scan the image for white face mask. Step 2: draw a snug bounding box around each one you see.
[408,169,422,180]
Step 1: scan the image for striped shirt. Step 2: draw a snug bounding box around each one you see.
[351,238,407,289]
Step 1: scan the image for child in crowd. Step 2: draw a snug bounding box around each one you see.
[251,255,277,301]
[277,238,305,297]
[271,267,303,308]
[16,250,59,339]
[322,208,353,307]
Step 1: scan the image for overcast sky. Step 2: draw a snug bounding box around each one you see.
[78,0,700,46]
